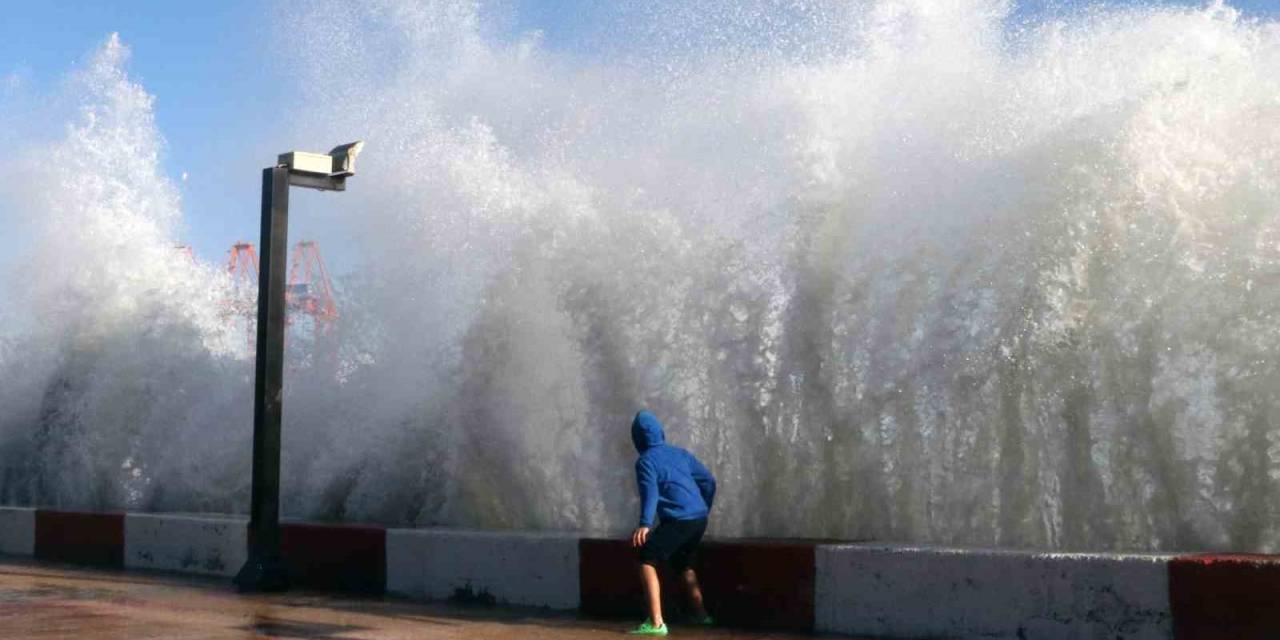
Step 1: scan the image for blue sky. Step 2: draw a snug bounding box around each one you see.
[0,1,283,269]
[1,0,1277,274]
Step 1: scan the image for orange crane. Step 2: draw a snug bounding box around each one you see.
[224,242,261,351]
[286,241,339,338]
[223,241,339,356]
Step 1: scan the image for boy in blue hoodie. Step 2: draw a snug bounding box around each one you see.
[627,410,717,636]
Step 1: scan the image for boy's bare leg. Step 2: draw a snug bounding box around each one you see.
[639,563,664,627]
[681,567,709,619]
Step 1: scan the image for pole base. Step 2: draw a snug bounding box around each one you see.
[234,551,290,593]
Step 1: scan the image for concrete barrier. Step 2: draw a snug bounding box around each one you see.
[124,513,246,577]
[12,507,1280,638]
[34,509,125,567]
[817,544,1174,639]
[1170,553,1280,639]
[387,528,579,609]
[0,506,35,556]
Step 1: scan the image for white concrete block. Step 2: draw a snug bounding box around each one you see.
[388,528,579,609]
[816,544,1174,640]
[124,513,247,577]
[0,507,35,556]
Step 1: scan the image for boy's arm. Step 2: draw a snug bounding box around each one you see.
[636,458,659,527]
[690,455,716,510]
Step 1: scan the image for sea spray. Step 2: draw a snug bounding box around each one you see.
[4,2,1280,552]
[0,35,246,512]
[278,0,1280,549]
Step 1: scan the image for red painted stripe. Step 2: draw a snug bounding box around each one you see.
[280,522,385,593]
[34,510,124,568]
[579,538,663,618]
[579,537,815,631]
[1170,553,1280,639]
[696,539,815,630]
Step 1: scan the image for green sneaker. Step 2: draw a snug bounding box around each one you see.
[626,619,669,636]
[695,615,715,626]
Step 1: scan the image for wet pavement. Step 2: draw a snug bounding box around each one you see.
[0,560,840,639]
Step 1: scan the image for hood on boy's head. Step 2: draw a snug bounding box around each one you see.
[632,410,665,453]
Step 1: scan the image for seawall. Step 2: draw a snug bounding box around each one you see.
[0,506,1274,638]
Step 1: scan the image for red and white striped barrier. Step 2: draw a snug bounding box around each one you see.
[4,506,1280,638]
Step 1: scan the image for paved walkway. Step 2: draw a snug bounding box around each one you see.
[0,560,837,639]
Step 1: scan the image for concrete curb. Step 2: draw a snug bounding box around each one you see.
[5,507,1280,638]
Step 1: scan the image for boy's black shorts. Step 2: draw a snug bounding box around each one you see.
[639,518,707,571]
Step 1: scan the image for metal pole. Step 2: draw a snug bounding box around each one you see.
[235,166,291,592]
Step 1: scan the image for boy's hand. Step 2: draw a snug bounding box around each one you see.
[631,527,651,548]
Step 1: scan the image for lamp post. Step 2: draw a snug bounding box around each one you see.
[234,142,364,592]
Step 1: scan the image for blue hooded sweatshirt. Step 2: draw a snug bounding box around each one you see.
[632,410,716,528]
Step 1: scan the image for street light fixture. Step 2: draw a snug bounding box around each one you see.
[234,141,364,592]
[278,141,365,190]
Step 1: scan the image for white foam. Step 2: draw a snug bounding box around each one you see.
[4,2,1280,552]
